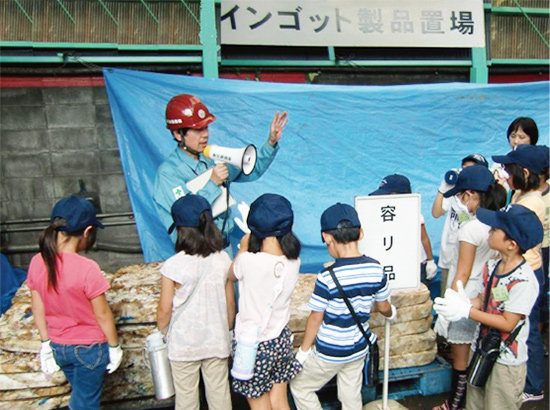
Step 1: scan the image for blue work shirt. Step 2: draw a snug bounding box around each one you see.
[153,141,279,240]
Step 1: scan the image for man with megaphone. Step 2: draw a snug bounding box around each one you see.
[153,94,288,249]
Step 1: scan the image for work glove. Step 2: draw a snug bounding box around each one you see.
[234,202,251,234]
[385,304,397,323]
[425,259,438,281]
[295,347,311,365]
[434,280,472,322]
[40,340,60,374]
[106,344,123,374]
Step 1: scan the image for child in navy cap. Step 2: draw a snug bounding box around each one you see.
[157,194,233,410]
[27,195,122,410]
[492,144,547,402]
[433,154,489,298]
[434,204,543,410]
[228,193,302,406]
[370,174,438,283]
[290,203,395,410]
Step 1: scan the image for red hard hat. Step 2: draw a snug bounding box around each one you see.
[165,94,216,130]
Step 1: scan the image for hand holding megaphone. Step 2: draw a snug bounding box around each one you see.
[210,164,229,186]
[204,144,257,176]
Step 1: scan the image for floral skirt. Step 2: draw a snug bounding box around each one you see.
[231,326,302,399]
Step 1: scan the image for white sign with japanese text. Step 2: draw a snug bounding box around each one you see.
[221,0,485,48]
[355,194,421,290]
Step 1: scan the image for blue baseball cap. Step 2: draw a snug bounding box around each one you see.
[320,203,361,234]
[492,144,547,175]
[534,145,550,171]
[443,165,494,198]
[168,194,212,234]
[369,174,412,196]
[477,204,543,251]
[462,153,488,168]
[51,195,104,232]
[247,193,294,238]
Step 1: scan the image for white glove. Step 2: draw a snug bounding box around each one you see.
[233,201,251,234]
[425,259,438,281]
[385,304,397,322]
[439,169,458,194]
[295,347,311,365]
[106,344,123,374]
[40,340,60,374]
[434,314,450,338]
[434,281,472,322]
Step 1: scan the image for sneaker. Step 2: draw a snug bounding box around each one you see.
[522,391,544,402]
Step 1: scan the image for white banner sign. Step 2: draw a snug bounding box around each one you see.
[355,194,421,290]
[221,0,485,48]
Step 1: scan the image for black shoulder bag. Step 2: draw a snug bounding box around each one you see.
[466,262,524,387]
[328,267,379,387]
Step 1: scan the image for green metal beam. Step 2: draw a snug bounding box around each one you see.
[490,58,550,65]
[0,41,202,51]
[221,60,472,67]
[97,0,119,26]
[179,0,200,26]
[12,0,33,24]
[0,55,203,64]
[139,0,159,23]
[54,0,76,25]
[485,4,550,15]
[470,48,488,83]
[200,0,219,77]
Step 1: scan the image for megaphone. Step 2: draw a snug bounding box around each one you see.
[203,144,257,176]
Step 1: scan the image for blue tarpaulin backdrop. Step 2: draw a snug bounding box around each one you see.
[103,68,549,272]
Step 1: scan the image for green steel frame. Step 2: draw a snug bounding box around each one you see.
[1,1,548,82]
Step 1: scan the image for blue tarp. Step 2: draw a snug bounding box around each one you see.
[103,68,549,272]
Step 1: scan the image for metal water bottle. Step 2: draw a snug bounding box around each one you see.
[231,328,259,381]
[145,331,175,400]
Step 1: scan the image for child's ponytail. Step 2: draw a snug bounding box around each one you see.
[38,218,66,292]
[198,210,223,254]
[479,181,507,211]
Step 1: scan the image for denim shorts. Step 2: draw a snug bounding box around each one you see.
[50,342,109,410]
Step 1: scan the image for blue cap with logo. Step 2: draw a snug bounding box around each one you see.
[51,195,104,232]
[320,203,361,234]
[477,204,543,251]
[369,174,412,196]
[247,193,294,239]
[462,153,488,168]
[168,194,212,234]
[443,165,494,198]
[492,144,547,175]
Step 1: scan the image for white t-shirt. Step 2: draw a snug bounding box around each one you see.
[473,259,539,366]
[438,196,460,269]
[160,251,232,361]
[234,252,300,342]
[446,218,499,298]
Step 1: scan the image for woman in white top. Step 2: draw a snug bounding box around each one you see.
[432,165,506,410]
[228,193,302,410]
[156,194,233,410]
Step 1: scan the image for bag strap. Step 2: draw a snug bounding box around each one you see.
[328,267,374,347]
[476,260,525,348]
[166,257,213,337]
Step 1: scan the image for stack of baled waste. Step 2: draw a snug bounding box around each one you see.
[289,274,437,369]
[0,263,435,409]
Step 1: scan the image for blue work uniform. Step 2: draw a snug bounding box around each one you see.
[153,141,279,240]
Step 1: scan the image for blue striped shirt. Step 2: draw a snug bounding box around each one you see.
[308,255,391,363]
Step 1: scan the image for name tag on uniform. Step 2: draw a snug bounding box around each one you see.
[491,285,509,302]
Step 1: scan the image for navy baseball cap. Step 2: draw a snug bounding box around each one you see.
[168,194,211,234]
[247,193,293,239]
[462,153,488,168]
[320,203,361,234]
[534,145,550,171]
[477,204,543,251]
[51,195,104,232]
[369,174,412,196]
[492,144,546,175]
[443,165,494,198]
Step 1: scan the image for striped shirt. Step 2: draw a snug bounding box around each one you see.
[308,255,391,363]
